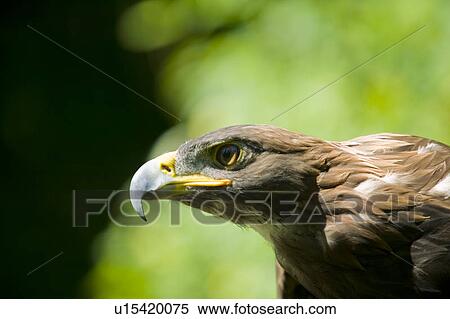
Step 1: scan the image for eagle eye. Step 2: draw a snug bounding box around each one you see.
[215,143,241,167]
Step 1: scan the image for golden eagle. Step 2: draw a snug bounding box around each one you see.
[130,125,450,298]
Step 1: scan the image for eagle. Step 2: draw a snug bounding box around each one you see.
[130,125,450,298]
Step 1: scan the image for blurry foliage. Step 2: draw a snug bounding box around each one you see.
[88,0,449,298]
[87,203,275,298]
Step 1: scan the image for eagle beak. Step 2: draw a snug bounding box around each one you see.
[129,151,232,221]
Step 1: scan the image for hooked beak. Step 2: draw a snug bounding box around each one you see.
[129,151,231,221]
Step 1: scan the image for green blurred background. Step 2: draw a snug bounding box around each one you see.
[1,0,449,298]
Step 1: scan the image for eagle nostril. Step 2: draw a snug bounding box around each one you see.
[161,164,172,174]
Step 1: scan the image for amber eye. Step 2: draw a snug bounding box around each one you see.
[215,144,241,167]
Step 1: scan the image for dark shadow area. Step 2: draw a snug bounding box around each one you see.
[1,0,173,297]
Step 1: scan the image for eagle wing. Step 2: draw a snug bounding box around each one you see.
[315,133,450,297]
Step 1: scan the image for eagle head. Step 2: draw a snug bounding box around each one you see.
[130,124,326,225]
